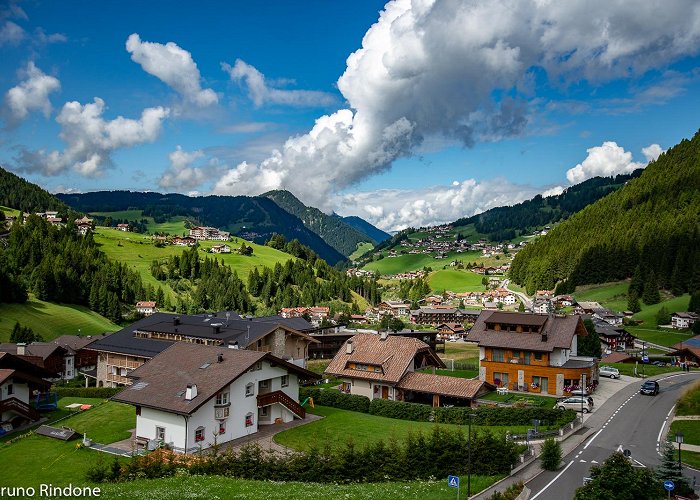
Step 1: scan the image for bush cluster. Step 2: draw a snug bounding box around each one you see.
[92,427,520,484]
[299,387,370,413]
[54,387,122,398]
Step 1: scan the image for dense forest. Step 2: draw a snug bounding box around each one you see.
[510,130,700,296]
[57,190,347,264]
[453,171,642,241]
[340,215,391,243]
[0,166,71,214]
[1,216,146,322]
[263,190,376,257]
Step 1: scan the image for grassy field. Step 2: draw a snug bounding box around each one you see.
[676,380,700,416]
[606,362,688,378]
[441,342,480,364]
[573,282,630,312]
[1,204,21,217]
[89,210,189,235]
[97,475,501,500]
[275,406,534,451]
[349,242,374,261]
[0,295,120,342]
[364,250,505,275]
[669,420,700,446]
[59,401,135,444]
[93,227,295,300]
[428,269,485,293]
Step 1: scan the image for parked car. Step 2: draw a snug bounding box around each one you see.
[599,366,621,379]
[569,388,590,397]
[640,380,659,396]
[556,396,593,413]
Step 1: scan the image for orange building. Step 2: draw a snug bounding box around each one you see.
[466,311,597,396]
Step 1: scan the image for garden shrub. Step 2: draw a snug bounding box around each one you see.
[368,399,433,421]
[299,387,370,413]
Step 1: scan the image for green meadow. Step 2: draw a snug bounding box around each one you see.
[428,269,485,293]
[0,295,119,342]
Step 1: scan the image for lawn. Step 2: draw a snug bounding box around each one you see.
[606,362,687,378]
[669,420,700,446]
[89,210,189,235]
[625,327,694,348]
[573,281,630,312]
[98,475,502,500]
[0,295,120,342]
[441,342,480,364]
[58,401,135,444]
[275,406,537,451]
[428,269,485,293]
[1,205,21,217]
[349,242,374,261]
[363,250,504,275]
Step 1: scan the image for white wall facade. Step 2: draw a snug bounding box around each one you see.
[134,359,301,452]
[0,378,31,423]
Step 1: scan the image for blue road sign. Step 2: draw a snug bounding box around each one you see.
[448,475,460,488]
[642,354,649,363]
[664,480,675,491]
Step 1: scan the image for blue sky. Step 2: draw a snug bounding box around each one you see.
[2,1,700,230]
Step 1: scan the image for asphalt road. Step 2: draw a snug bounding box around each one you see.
[527,372,700,500]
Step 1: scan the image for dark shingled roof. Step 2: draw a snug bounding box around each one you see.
[465,310,585,352]
[112,343,318,415]
[86,312,317,359]
[0,342,69,358]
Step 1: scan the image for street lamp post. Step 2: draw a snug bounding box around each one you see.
[468,413,477,498]
[642,341,646,378]
[676,432,684,473]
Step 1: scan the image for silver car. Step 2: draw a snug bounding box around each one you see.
[556,396,593,413]
[599,366,620,379]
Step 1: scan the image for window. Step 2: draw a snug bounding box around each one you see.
[260,379,269,389]
[250,361,262,372]
[7,384,13,395]
[245,383,254,397]
[218,421,226,435]
[195,427,205,443]
[260,406,269,417]
[136,406,141,416]
[493,372,509,387]
[281,375,289,387]
[156,426,165,441]
[492,349,504,362]
[245,412,254,427]
[532,376,541,388]
[534,352,543,361]
[215,392,229,405]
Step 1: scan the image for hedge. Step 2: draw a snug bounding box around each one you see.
[300,387,370,413]
[302,388,576,428]
[53,387,122,398]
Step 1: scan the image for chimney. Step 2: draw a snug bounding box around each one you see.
[185,384,197,400]
[212,324,221,334]
[217,353,224,363]
[380,331,389,341]
[228,341,239,349]
[346,340,354,354]
[17,343,26,356]
[173,316,180,326]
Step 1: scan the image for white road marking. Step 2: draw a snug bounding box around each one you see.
[580,459,587,463]
[584,429,603,449]
[591,460,598,464]
[530,460,575,500]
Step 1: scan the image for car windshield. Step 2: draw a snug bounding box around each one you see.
[642,381,655,387]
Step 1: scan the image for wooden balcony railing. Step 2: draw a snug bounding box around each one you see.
[106,373,130,385]
[257,390,305,419]
[0,397,40,421]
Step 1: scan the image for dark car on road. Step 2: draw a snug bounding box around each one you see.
[640,380,659,395]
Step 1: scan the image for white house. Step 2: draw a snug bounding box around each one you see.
[136,301,157,316]
[112,342,319,453]
[672,312,699,330]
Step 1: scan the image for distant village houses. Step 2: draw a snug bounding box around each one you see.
[211,244,231,254]
[136,301,158,316]
[116,223,130,232]
[189,226,230,241]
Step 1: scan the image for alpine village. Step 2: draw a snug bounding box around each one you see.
[2,3,700,500]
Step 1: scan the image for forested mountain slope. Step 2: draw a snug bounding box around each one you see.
[510,130,700,295]
[340,215,391,243]
[57,190,346,265]
[262,190,374,256]
[0,166,70,213]
[452,171,641,241]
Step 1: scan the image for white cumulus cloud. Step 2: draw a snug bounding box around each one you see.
[213,0,700,210]
[158,146,209,190]
[565,142,663,184]
[222,59,336,107]
[126,33,217,107]
[4,62,60,123]
[16,97,169,177]
[338,178,541,231]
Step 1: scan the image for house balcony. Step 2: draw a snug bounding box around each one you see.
[106,373,130,385]
[251,345,272,353]
[481,357,531,366]
[108,360,141,369]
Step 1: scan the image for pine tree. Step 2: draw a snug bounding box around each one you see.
[642,271,661,305]
[656,306,671,327]
[655,442,691,495]
[627,292,641,313]
[689,291,700,315]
